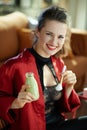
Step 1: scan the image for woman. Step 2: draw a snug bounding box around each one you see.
[0,6,87,130]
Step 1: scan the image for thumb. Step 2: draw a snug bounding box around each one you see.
[20,84,28,92]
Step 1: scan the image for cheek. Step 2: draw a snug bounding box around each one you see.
[57,41,64,50]
[40,35,51,44]
[38,34,45,41]
[44,35,53,43]
[59,38,65,45]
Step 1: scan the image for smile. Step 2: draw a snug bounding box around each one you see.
[46,44,57,51]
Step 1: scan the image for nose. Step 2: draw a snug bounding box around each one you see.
[51,37,58,45]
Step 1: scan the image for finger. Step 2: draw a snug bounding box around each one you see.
[18,91,36,101]
[17,98,32,108]
[20,84,29,92]
[19,96,34,105]
[20,98,32,103]
[63,71,76,83]
[63,71,75,79]
[27,92,36,100]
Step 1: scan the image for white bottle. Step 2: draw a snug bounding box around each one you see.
[25,72,39,101]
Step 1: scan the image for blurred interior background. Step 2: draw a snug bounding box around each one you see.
[0,0,87,92]
[0,0,87,30]
[0,1,87,121]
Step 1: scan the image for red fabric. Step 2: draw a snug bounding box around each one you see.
[0,49,80,130]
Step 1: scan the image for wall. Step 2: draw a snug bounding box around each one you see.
[68,0,87,30]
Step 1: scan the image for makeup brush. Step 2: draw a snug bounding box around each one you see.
[55,65,66,91]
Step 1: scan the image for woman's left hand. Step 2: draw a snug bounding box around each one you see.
[62,70,77,98]
[62,70,77,87]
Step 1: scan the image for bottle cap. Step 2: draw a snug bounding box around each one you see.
[26,72,34,78]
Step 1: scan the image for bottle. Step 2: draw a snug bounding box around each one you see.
[25,72,39,100]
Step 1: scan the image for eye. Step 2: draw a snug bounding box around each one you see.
[58,35,64,39]
[45,32,54,40]
[46,32,53,36]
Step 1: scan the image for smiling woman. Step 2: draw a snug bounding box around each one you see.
[0,5,87,130]
[34,20,67,57]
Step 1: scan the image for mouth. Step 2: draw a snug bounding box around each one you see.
[46,44,57,51]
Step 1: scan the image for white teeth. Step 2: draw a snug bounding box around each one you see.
[47,44,56,49]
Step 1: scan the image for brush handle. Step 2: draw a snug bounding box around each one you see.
[62,65,66,73]
[60,65,66,84]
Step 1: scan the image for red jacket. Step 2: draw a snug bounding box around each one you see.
[0,49,80,130]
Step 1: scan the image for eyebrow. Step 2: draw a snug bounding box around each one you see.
[46,30,64,36]
[45,30,53,34]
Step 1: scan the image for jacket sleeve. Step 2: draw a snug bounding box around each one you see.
[0,63,19,124]
[53,57,81,113]
[55,87,81,113]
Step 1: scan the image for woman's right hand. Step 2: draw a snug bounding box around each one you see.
[10,85,36,109]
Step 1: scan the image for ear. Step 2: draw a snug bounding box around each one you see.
[35,28,40,37]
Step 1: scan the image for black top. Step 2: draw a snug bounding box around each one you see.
[29,48,63,124]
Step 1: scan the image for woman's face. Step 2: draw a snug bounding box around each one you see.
[35,20,67,58]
